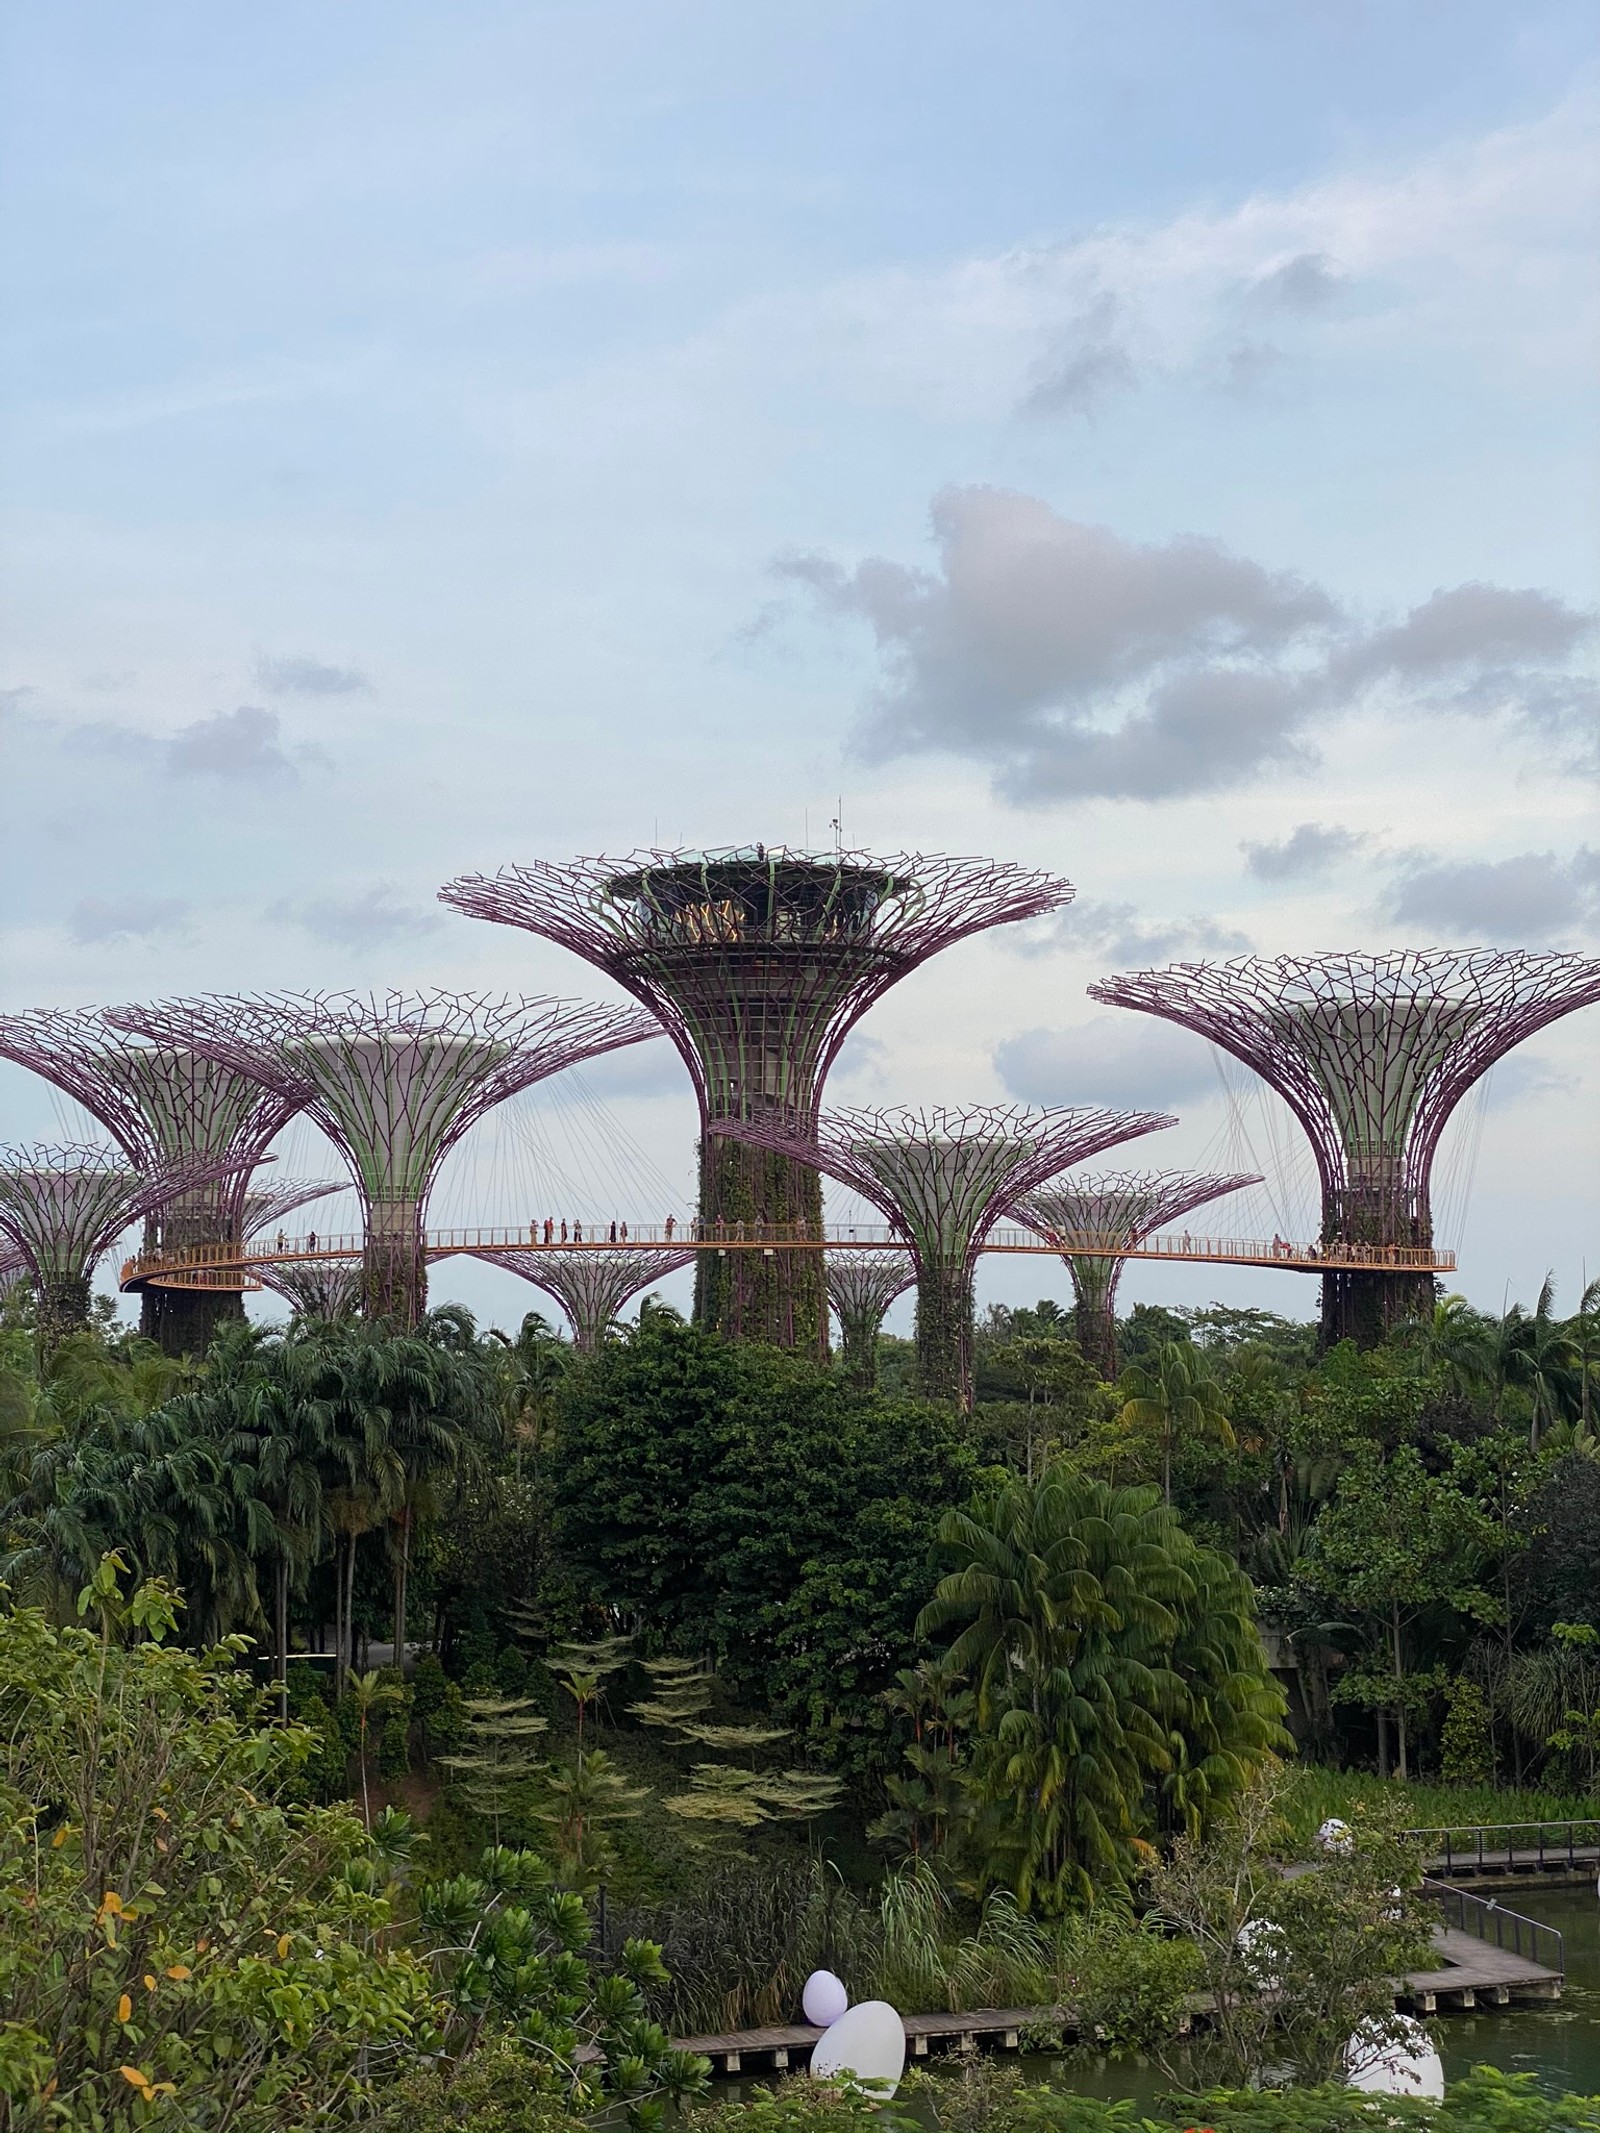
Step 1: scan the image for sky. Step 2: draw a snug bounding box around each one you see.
[1,1,1596,1337]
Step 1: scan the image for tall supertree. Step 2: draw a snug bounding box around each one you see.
[469,1246,695,1350]
[0,1143,241,1351]
[1089,950,1600,1345]
[257,1253,366,1322]
[1013,1170,1260,1380]
[439,847,1074,1354]
[824,1249,916,1391]
[106,992,660,1324]
[0,1009,301,1354]
[714,1104,1173,1405]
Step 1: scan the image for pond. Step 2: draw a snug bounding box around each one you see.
[1038,1881,1600,2106]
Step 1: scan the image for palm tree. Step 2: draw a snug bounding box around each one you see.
[918,1466,1285,1908]
[348,1668,404,1826]
[1494,1276,1582,1448]
[1115,1341,1236,1503]
[1396,1293,1495,1403]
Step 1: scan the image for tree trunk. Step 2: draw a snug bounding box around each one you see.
[1376,1704,1390,1779]
[913,1258,976,1408]
[1392,1600,1408,1783]
[392,1507,411,1670]
[275,1555,290,1723]
[693,1133,827,1357]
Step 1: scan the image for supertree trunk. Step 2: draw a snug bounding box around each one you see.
[692,1135,826,1352]
[1070,1257,1120,1381]
[364,1198,427,1324]
[138,1199,246,1355]
[914,1259,976,1407]
[37,1273,91,1352]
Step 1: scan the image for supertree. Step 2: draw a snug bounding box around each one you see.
[257,1253,366,1322]
[0,1143,243,1351]
[1013,1171,1260,1380]
[241,1178,344,1239]
[106,991,660,1324]
[1089,950,1600,1345]
[469,1246,695,1350]
[823,1250,916,1391]
[0,1246,29,1305]
[714,1104,1174,1405]
[439,847,1074,1354]
[0,1009,302,1354]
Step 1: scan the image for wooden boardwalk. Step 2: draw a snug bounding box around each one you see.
[674,1924,1563,2071]
[1418,1841,1600,1882]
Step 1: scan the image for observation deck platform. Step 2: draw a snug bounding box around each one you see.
[120,1224,1455,1291]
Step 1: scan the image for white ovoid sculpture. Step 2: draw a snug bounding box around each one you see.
[1344,2017,1444,2101]
[801,1969,850,2027]
[810,2000,908,2098]
[1235,1916,1287,1989]
[1317,1817,1355,1856]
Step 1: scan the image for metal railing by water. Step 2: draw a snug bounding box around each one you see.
[1424,1878,1566,1976]
[1406,1820,1600,1876]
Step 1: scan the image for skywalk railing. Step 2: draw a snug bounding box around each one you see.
[120,1222,1456,1290]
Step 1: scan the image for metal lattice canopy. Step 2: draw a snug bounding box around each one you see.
[104,991,660,1319]
[439,848,1074,1129]
[0,1009,300,1223]
[1013,1170,1260,1377]
[714,1103,1173,1402]
[0,1246,29,1300]
[1088,951,1600,1241]
[0,1142,243,1286]
[241,1178,344,1238]
[470,1246,694,1349]
[258,1254,366,1321]
[718,1105,1176,1276]
[824,1249,916,1390]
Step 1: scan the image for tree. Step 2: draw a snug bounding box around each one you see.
[1494,1275,1582,1447]
[917,1467,1286,1909]
[550,1315,977,1772]
[348,1668,405,1826]
[1296,1443,1495,1780]
[0,1555,434,2129]
[1147,1770,1436,2090]
[1116,1341,1235,1504]
[630,1655,841,1848]
[440,1694,551,1841]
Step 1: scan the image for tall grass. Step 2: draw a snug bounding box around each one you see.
[1280,1764,1597,1848]
[617,1857,1068,2032]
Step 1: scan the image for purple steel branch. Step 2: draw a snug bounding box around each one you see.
[470,1245,695,1349]
[1088,951,1600,1238]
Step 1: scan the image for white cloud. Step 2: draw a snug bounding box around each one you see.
[995,1015,1214,1112]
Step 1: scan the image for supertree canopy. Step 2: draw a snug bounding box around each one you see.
[470,1245,694,1350]
[439,847,1074,1354]
[0,1246,29,1303]
[241,1178,345,1239]
[1089,950,1600,1344]
[823,1249,916,1392]
[106,991,660,1324]
[0,1009,302,1354]
[257,1253,366,1322]
[0,1143,240,1350]
[714,1103,1173,1405]
[1013,1170,1260,1380]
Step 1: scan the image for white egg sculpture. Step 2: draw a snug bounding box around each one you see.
[1317,1817,1355,1856]
[1344,2018,1444,2101]
[811,1999,908,2097]
[1236,1916,1287,1988]
[802,1969,850,2026]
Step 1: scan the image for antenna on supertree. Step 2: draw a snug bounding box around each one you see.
[105,991,661,1325]
[470,1246,695,1350]
[824,1250,915,1392]
[1089,950,1600,1345]
[0,1008,302,1355]
[440,846,1074,1355]
[257,1253,366,1322]
[0,1143,244,1352]
[713,1103,1173,1406]
[241,1178,344,1239]
[1013,1170,1260,1380]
